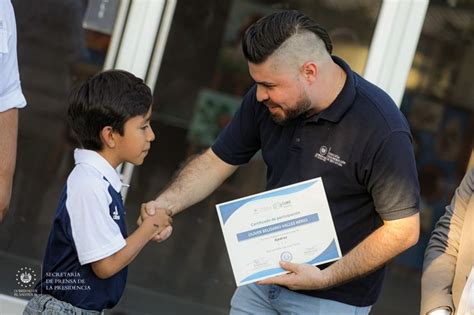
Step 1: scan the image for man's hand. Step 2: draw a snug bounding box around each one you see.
[257,261,330,290]
[260,214,420,292]
[138,200,173,242]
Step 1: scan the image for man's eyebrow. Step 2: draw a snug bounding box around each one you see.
[255,81,275,86]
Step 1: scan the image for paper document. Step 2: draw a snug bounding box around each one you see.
[216,177,341,286]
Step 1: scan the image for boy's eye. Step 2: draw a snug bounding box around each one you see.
[141,124,149,130]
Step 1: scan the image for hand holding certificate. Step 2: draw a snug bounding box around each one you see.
[216,177,341,286]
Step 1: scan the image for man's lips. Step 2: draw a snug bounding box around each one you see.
[266,105,281,114]
[264,102,280,109]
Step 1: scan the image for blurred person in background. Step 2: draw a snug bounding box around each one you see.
[0,0,27,223]
[421,167,474,315]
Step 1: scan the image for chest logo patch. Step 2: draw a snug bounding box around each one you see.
[112,206,121,220]
[315,146,346,167]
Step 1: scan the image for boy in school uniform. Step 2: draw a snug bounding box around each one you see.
[24,70,172,314]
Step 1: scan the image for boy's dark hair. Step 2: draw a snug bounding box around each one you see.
[242,10,333,64]
[68,70,152,151]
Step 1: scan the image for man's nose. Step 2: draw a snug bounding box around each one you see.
[256,85,269,103]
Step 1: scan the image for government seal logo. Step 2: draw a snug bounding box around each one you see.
[319,146,328,155]
[16,267,37,288]
[280,251,293,262]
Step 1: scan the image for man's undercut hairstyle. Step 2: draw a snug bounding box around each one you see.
[68,70,152,151]
[242,10,333,64]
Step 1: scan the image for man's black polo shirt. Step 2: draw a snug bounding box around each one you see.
[212,56,420,307]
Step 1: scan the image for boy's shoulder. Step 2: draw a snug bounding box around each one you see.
[66,163,111,200]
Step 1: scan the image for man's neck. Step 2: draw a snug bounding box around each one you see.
[311,62,347,114]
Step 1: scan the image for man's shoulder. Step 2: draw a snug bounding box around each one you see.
[352,74,410,135]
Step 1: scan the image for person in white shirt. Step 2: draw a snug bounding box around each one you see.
[0,0,27,222]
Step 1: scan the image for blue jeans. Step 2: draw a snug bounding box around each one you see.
[230,284,372,315]
[23,294,103,315]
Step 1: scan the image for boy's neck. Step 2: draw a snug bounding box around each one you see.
[98,149,122,169]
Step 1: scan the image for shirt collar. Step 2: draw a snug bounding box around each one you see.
[74,149,123,192]
[305,55,357,123]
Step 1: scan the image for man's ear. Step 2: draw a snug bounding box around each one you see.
[301,61,318,83]
[100,126,116,149]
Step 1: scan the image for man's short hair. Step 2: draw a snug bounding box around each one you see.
[242,10,333,64]
[68,70,152,151]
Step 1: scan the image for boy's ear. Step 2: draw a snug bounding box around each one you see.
[100,126,116,149]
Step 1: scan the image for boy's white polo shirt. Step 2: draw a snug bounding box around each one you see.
[0,0,26,112]
[67,149,126,265]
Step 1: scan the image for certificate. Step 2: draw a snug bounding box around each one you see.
[216,178,341,286]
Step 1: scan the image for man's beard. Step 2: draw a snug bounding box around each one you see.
[268,93,312,125]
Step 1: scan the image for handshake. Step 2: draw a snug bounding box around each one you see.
[136,200,174,242]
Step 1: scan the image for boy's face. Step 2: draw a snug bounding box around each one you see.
[115,106,155,166]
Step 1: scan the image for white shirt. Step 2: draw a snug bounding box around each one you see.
[0,0,26,112]
[67,149,126,265]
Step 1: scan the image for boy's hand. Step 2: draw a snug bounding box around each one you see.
[138,201,173,242]
[143,208,173,240]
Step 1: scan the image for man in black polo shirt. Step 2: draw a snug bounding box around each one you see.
[141,10,420,314]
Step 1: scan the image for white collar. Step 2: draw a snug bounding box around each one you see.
[74,149,123,192]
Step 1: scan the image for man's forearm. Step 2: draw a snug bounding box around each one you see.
[0,109,19,222]
[156,148,238,215]
[322,213,420,288]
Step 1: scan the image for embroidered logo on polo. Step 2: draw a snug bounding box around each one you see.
[315,146,346,167]
[112,206,120,220]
